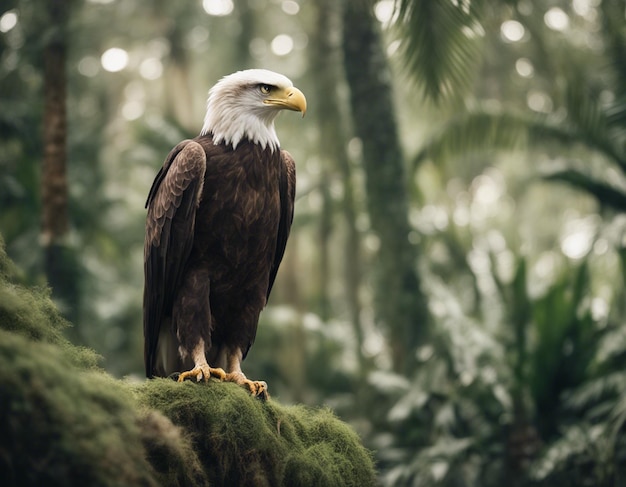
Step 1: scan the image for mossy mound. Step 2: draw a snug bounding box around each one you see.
[0,238,208,487]
[0,239,377,486]
[0,329,190,486]
[137,379,377,486]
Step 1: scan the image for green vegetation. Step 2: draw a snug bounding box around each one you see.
[2,1,626,485]
[0,241,376,487]
[139,380,375,487]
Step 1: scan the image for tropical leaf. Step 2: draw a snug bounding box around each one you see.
[411,91,626,206]
[530,423,606,483]
[492,256,531,391]
[542,168,626,211]
[395,0,485,102]
[606,96,626,129]
[563,81,626,170]
[600,0,626,95]
[528,262,603,438]
[412,106,530,169]
[564,371,626,413]
[412,97,626,163]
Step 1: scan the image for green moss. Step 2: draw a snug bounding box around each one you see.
[0,239,376,486]
[0,330,154,486]
[0,239,99,369]
[0,235,20,282]
[137,380,377,487]
[137,409,210,487]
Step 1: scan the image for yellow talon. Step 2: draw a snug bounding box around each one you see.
[177,364,226,382]
[225,372,269,400]
[176,363,268,399]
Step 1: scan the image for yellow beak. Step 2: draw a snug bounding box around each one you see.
[264,86,307,117]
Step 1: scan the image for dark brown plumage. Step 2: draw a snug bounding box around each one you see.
[143,70,305,397]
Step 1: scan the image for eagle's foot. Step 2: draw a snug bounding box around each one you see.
[177,363,227,383]
[226,371,269,400]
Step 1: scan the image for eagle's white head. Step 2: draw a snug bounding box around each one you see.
[200,69,307,152]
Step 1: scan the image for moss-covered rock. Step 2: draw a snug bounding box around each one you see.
[0,239,377,486]
[0,330,156,486]
[137,379,376,486]
[0,233,208,486]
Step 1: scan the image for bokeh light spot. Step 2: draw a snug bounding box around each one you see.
[271,34,294,56]
[500,20,525,42]
[374,0,396,26]
[78,56,100,77]
[515,58,534,78]
[527,90,553,112]
[0,10,18,33]
[101,47,129,72]
[202,0,234,16]
[544,7,569,31]
[139,57,163,80]
[281,1,299,15]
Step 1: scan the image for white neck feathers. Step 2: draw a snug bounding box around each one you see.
[200,70,292,152]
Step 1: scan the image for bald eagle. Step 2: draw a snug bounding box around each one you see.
[143,69,306,398]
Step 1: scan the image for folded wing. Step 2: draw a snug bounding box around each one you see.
[143,140,207,378]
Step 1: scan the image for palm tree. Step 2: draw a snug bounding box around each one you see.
[396,0,626,213]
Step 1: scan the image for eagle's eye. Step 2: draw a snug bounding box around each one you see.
[259,84,273,95]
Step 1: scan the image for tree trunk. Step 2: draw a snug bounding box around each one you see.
[41,0,78,322]
[310,0,367,377]
[317,168,332,322]
[164,23,195,132]
[342,0,429,373]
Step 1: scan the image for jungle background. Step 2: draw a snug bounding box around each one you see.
[1,0,625,485]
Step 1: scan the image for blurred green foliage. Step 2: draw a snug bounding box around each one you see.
[1,0,626,486]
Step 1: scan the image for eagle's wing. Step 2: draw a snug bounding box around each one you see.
[143,140,207,378]
[267,150,296,299]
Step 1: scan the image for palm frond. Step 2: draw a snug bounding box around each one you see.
[395,0,485,102]
[600,0,626,95]
[564,82,626,170]
[606,96,626,128]
[411,106,559,169]
[412,98,626,176]
[605,95,626,156]
[413,107,521,168]
[542,168,626,212]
